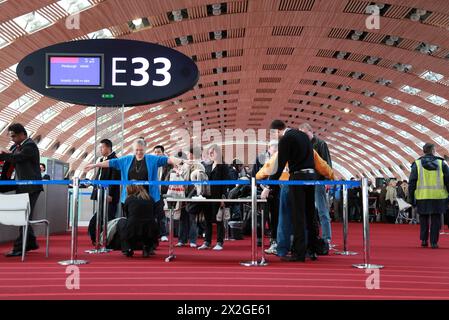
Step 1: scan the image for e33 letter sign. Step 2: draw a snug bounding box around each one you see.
[16,39,199,106]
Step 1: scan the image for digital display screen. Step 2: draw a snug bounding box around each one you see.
[47,55,103,88]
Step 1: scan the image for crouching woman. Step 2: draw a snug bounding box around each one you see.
[117,185,159,258]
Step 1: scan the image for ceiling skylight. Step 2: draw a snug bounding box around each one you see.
[383,97,401,105]
[433,136,449,147]
[13,12,51,34]
[369,106,385,114]
[8,94,39,112]
[420,70,444,82]
[377,121,392,129]
[36,108,59,123]
[400,85,421,95]
[38,137,53,150]
[391,114,407,122]
[87,28,114,39]
[425,95,448,106]
[430,116,449,127]
[412,123,429,133]
[57,0,92,15]
[407,105,426,115]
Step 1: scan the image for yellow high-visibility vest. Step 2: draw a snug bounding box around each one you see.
[415,159,449,200]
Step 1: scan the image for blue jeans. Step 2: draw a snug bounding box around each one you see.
[315,184,331,242]
[178,209,198,244]
[276,185,292,257]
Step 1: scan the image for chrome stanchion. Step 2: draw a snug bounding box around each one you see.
[241,177,259,266]
[335,184,358,256]
[99,187,112,253]
[165,206,176,262]
[258,205,268,266]
[59,177,89,265]
[85,186,103,254]
[353,178,383,269]
[440,214,449,235]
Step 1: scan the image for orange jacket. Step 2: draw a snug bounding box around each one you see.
[256,151,334,180]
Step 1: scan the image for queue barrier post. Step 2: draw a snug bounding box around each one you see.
[335,183,358,256]
[165,206,176,262]
[353,178,383,269]
[59,177,89,266]
[86,186,102,254]
[241,177,262,267]
[440,214,449,235]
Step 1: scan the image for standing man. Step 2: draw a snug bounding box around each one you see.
[269,120,318,262]
[153,145,172,242]
[0,123,43,257]
[40,163,51,180]
[88,139,121,244]
[409,143,449,249]
[298,123,333,250]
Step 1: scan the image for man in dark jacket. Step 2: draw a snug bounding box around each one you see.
[0,123,43,257]
[409,143,449,249]
[269,120,318,262]
[298,123,333,248]
[88,139,121,244]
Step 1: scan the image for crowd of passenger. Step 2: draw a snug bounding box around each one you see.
[1,122,448,259]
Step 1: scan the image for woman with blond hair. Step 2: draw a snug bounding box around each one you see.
[116,184,159,257]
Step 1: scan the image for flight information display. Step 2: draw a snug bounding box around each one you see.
[47,55,103,88]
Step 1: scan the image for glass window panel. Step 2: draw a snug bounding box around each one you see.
[13,12,51,34]
[420,70,444,82]
[407,105,426,115]
[383,97,401,105]
[426,95,448,106]
[400,85,421,95]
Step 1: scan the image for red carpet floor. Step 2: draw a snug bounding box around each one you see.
[0,223,449,300]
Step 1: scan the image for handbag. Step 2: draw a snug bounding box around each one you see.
[216,207,231,222]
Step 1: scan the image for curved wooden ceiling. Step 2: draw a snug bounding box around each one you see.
[1,0,449,180]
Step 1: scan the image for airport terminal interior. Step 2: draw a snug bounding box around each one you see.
[0,0,449,300]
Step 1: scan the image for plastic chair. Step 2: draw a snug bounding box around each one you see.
[0,193,49,261]
[395,198,414,224]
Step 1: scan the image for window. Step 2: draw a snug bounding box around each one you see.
[373,141,386,149]
[36,108,59,123]
[369,106,385,114]
[8,94,38,112]
[349,121,362,127]
[377,121,392,129]
[56,143,70,154]
[407,105,426,115]
[364,145,376,152]
[341,127,352,132]
[155,113,168,120]
[383,97,401,105]
[135,121,149,128]
[420,70,444,82]
[57,0,92,14]
[81,107,95,116]
[400,85,421,95]
[397,130,412,139]
[391,114,407,122]
[74,127,89,138]
[13,12,51,34]
[426,95,448,106]
[433,136,449,147]
[384,136,399,144]
[358,133,369,140]
[358,114,372,121]
[0,120,7,133]
[71,149,83,159]
[38,137,53,150]
[57,119,76,130]
[389,151,401,159]
[87,28,114,39]
[149,105,163,112]
[412,123,429,133]
[367,128,380,135]
[430,116,449,126]
[378,154,390,161]
[143,127,155,133]
[402,146,418,157]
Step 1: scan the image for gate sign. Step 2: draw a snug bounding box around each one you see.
[16,39,199,106]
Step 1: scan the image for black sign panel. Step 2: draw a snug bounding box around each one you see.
[17,39,199,106]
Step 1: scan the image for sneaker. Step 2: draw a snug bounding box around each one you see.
[212,243,223,251]
[198,243,210,250]
[160,236,169,242]
[264,242,277,255]
[189,243,197,248]
[175,242,184,247]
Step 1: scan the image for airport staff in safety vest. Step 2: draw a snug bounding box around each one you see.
[409,143,449,249]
